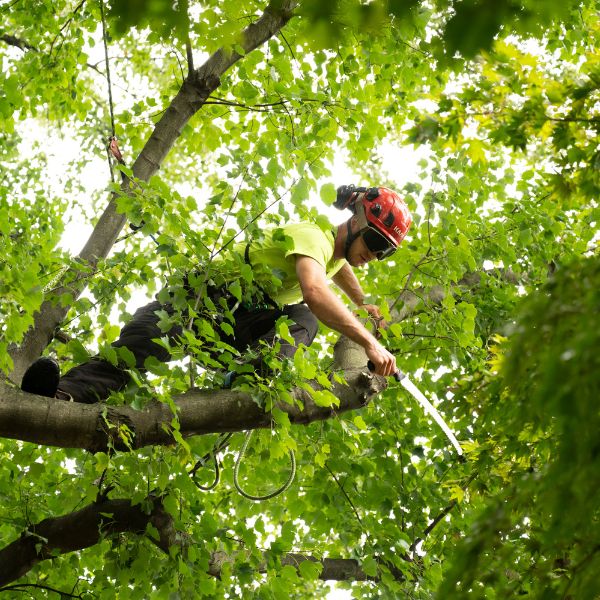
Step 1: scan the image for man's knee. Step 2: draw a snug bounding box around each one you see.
[113,300,182,367]
[283,304,319,346]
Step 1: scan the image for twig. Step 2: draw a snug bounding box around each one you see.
[409,472,478,554]
[49,0,87,57]
[0,0,24,12]
[211,151,325,260]
[278,31,296,61]
[390,198,434,312]
[324,461,363,526]
[0,583,83,598]
[186,41,194,77]
[0,33,38,52]
[181,0,194,77]
[169,47,186,84]
[547,116,599,123]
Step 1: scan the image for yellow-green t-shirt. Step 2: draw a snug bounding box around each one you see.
[234,222,346,306]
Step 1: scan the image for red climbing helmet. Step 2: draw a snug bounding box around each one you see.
[335,185,412,260]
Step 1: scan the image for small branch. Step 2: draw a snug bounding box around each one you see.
[0,0,23,12]
[0,583,83,598]
[169,47,186,84]
[409,472,478,554]
[49,0,87,56]
[52,329,73,344]
[208,550,399,581]
[324,461,363,526]
[204,98,289,113]
[181,0,194,77]
[546,116,600,123]
[278,31,296,61]
[409,501,457,554]
[212,153,325,260]
[390,198,434,312]
[186,41,194,77]
[0,33,38,52]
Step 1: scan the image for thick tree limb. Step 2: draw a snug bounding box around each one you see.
[0,339,385,452]
[0,496,186,587]
[0,366,385,453]
[0,503,378,587]
[0,340,394,587]
[8,0,299,382]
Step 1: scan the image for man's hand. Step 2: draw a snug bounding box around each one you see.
[358,303,388,335]
[365,341,397,376]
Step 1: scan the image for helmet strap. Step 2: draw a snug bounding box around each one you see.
[344,198,370,261]
[344,220,360,261]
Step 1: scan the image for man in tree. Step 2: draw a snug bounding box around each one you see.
[20,185,411,403]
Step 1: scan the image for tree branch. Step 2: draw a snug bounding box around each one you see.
[409,472,478,554]
[0,504,382,587]
[389,267,521,323]
[8,0,299,383]
[547,116,600,123]
[208,550,378,581]
[0,33,38,52]
[0,341,399,587]
[48,0,87,57]
[0,496,186,587]
[0,339,386,453]
[0,583,83,598]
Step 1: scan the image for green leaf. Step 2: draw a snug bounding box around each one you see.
[361,556,378,578]
[298,558,323,580]
[319,182,336,205]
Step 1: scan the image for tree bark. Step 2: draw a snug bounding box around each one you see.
[0,338,385,452]
[8,0,298,383]
[0,365,385,453]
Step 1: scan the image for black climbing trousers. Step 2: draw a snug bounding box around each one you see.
[58,298,318,404]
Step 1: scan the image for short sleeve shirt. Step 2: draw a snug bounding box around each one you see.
[237,222,346,306]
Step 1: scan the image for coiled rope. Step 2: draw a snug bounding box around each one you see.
[190,429,296,501]
[233,430,296,501]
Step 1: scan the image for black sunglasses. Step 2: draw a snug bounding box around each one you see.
[361,227,396,260]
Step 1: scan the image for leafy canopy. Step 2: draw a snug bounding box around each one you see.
[0,0,598,597]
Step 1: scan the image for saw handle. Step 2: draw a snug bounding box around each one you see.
[367,360,406,382]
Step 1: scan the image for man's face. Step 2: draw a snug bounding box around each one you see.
[346,235,379,267]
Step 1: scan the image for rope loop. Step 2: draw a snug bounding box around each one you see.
[233,430,296,502]
[189,432,233,492]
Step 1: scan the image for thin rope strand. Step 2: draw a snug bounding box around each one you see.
[99,0,116,138]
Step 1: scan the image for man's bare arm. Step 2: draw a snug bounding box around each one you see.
[332,262,387,328]
[296,256,396,376]
[331,262,366,305]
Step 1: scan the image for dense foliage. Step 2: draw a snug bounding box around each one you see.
[1,0,598,597]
